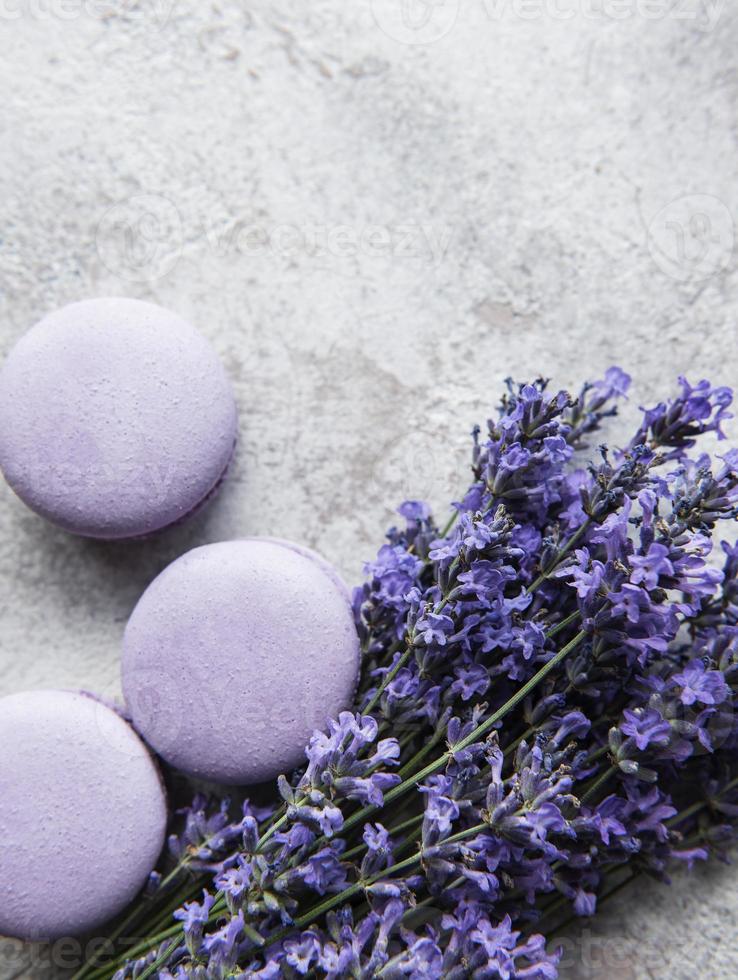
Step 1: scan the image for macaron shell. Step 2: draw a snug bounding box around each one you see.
[0,690,167,940]
[0,298,237,539]
[248,536,351,601]
[122,540,360,785]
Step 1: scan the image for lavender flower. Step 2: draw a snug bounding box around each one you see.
[92,371,738,980]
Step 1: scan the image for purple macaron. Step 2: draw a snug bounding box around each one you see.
[122,539,360,785]
[248,536,352,602]
[0,689,167,940]
[0,298,237,539]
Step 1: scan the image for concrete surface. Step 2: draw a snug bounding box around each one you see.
[1,2,737,977]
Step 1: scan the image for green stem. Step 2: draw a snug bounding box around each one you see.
[267,852,423,947]
[440,509,459,537]
[535,868,635,938]
[546,608,581,639]
[271,609,587,884]
[528,519,592,593]
[144,877,204,940]
[408,508,459,562]
[362,644,413,715]
[666,775,738,829]
[585,743,611,766]
[71,832,224,980]
[341,812,423,861]
[256,808,292,851]
[95,620,588,976]
[364,550,465,716]
[454,630,587,753]
[397,729,444,778]
[393,823,423,857]
[667,799,706,828]
[83,924,183,980]
[135,938,182,980]
[342,629,587,837]
[266,822,488,948]
[88,805,286,980]
[502,724,535,759]
[580,765,617,805]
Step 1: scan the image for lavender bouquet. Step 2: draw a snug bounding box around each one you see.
[73,369,738,980]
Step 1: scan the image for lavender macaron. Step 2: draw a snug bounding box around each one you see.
[0,689,167,940]
[122,539,360,785]
[0,298,237,539]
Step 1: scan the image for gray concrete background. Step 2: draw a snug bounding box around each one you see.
[1,2,737,977]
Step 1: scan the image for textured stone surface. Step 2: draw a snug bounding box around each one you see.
[0,2,737,976]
